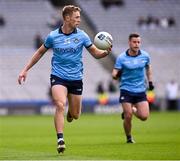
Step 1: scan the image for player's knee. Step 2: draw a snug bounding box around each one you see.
[124,113,133,120]
[55,101,65,112]
[139,115,148,121]
[72,113,80,120]
[71,110,81,119]
[73,115,79,120]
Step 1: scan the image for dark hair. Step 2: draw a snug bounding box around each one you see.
[128,33,140,40]
[62,5,81,19]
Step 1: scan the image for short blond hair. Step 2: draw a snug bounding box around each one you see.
[62,5,81,19]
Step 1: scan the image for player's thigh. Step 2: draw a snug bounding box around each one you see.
[135,101,149,118]
[122,102,133,114]
[51,85,68,108]
[122,103,134,120]
[68,94,82,114]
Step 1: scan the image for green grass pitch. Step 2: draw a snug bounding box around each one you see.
[0,112,180,160]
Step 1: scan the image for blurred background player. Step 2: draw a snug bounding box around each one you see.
[18,5,112,153]
[112,33,154,143]
[165,79,179,110]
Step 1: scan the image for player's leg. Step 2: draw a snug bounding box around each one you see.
[51,85,67,153]
[67,94,82,122]
[121,102,135,143]
[66,79,83,122]
[134,101,149,121]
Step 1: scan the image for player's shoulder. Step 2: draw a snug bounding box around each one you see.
[117,51,127,59]
[48,29,59,39]
[48,28,59,38]
[76,28,89,36]
[76,27,85,33]
[140,49,150,57]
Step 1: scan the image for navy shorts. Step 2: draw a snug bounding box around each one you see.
[119,89,147,104]
[50,75,83,95]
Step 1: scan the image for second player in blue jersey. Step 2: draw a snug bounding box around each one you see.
[112,33,154,144]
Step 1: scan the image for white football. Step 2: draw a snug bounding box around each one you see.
[94,31,113,50]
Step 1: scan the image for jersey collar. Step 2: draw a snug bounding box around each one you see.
[126,49,141,57]
[58,25,77,35]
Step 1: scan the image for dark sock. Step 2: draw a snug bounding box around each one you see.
[127,135,132,140]
[57,133,63,140]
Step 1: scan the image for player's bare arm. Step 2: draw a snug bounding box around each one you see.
[146,64,153,82]
[146,64,154,90]
[112,68,121,80]
[87,44,111,59]
[18,45,48,85]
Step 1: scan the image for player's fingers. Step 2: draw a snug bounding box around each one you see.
[18,75,25,85]
[23,76,26,82]
[18,76,22,85]
[107,46,112,52]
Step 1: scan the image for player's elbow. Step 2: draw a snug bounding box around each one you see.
[112,73,118,80]
[112,69,121,80]
[112,75,118,80]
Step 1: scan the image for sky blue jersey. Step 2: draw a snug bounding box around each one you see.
[114,50,150,93]
[44,27,92,80]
